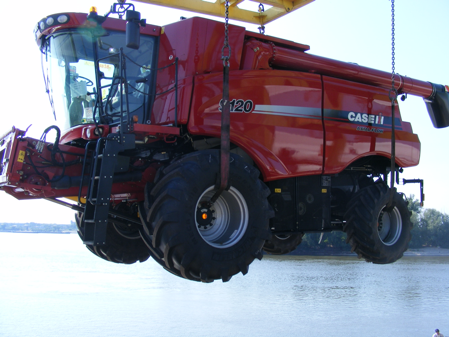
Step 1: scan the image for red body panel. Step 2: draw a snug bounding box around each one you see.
[151,17,246,125]
[189,70,324,181]
[322,77,420,174]
[158,17,245,76]
[188,69,420,181]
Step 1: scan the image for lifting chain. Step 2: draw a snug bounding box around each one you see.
[388,0,397,207]
[221,1,231,67]
[118,0,126,19]
[389,0,397,98]
[258,3,265,35]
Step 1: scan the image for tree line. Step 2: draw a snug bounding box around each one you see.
[2,196,447,249]
[300,195,449,251]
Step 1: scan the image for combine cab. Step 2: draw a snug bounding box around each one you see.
[1,1,448,282]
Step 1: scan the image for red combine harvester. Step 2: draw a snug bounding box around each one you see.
[0,1,448,282]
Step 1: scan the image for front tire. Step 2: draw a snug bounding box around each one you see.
[141,150,273,282]
[343,182,412,264]
[75,209,151,264]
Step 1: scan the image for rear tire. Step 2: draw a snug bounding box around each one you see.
[141,150,273,282]
[263,233,304,255]
[343,181,412,264]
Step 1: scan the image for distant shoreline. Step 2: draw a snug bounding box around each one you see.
[0,230,76,234]
[403,247,449,256]
[0,222,76,234]
[273,246,449,257]
[1,231,448,256]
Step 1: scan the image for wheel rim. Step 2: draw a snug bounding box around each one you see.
[112,223,141,240]
[377,206,402,246]
[274,235,291,240]
[195,186,248,249]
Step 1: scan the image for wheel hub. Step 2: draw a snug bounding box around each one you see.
[377,206,402,246]
[196,202,216,230]
[194,186,249,249]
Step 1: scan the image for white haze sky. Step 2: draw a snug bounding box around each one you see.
[1,0,448,223]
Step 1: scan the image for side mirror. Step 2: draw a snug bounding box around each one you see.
[126,10,145,50]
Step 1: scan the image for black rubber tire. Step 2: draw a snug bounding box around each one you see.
[343,181,412,264]
[263,233,304,255]
[141,150,273,282]
[75,213,109,261]
[75,212,151,264]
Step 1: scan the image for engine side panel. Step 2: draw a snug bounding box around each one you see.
[323,76,420,174]
[188,70,324,181]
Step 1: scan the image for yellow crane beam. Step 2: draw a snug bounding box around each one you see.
[131,0,315,25]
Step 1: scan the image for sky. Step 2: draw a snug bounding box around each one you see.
[0,0,448,223]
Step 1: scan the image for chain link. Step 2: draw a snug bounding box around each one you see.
[389,0,397,100]
[258,3,265,35]
[388,0,397,207]
[221,1,231,67]
[118,1,126,19]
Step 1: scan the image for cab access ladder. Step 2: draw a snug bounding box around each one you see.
[82,133,135,245]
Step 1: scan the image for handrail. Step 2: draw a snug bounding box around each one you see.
[155,58,179,127]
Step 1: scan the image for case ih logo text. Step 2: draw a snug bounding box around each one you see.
[348,112,385,125]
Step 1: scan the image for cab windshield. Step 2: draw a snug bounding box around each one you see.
[42,30,156,131]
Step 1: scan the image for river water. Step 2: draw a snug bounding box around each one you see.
[0,232,447,337]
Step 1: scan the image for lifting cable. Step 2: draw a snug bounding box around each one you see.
[388,0,397,207]
[210,0,231,203]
